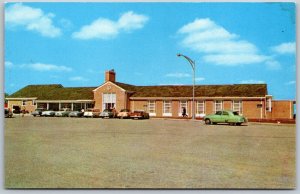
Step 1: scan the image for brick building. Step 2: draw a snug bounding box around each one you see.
[6,70,295,120]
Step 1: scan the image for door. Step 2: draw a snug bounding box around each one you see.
[214,111,223,122]
[221,111,230,122]
[102,93,116,111]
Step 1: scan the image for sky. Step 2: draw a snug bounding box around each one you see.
[4,2,296,100]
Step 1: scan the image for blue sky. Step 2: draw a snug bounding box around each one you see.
[4,2,296,100]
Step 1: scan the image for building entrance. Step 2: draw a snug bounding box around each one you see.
[102,93,116,110]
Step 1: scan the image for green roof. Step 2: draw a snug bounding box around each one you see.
[125,84,268,98]
[8,83,268,101]
[8,84,95,100]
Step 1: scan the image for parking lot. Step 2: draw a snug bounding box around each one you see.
[4,116,295,189]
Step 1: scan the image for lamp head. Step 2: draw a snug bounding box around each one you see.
[177,53,182,57]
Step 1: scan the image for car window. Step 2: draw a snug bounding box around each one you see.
[233,111,239,115]
[216,111,222,115]
[223,111,229,115]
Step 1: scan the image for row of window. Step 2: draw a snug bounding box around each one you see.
[148,100,243,116]
[22,100,36,106]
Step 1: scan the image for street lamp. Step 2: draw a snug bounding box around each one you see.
[177,53,196,120]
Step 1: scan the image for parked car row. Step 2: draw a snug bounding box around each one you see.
[30,108,150,119]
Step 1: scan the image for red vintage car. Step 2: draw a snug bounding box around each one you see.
[130,110,150,119]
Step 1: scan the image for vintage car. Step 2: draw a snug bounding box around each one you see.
[203,110,247,126]
[55,109,71,117]
[69,111,84,117]
[32,108,45,117]
[130,110,150,119]
[83,108,94,118]
[117,109,131,119]
[41,110,56,117]
[91,109,101,118]
[5,108,13,118]
[99,109,115,118]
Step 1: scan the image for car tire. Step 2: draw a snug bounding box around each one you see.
[205,119,211,125]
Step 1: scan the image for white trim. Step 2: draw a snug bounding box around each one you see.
[178,100,188,116]
[93,81,126,92]
[148,100,156,115]
[36,100,94,103]
[196,100,205,115]
[6,97,37,100]
[214,100,223,113]
[102,93,117,111]
[163,100,172,117]
[232,100,243,114]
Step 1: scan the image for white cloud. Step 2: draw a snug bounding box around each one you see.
[5,3,61,37]
[271,42,296,55]
[165,73,191,78]
[240,80,265,84]
[195,77,205,82]
[22,63,72,72]
[178,18,269,66]
[117,11,149,31]
[203,54,270,66]
[178,18,216,34]
[285,81,296,85]
[72,18,119,40]
[69,76,88,81]
[5,61,72,72]
[265,60,281,70]
[72,11,148,40]
[5,61,14,68]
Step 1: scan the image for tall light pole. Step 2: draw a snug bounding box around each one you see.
[177,53,196,120]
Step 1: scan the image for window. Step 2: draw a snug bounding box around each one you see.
[232,100,242,114]
[216,111,222,115]
[196,100,205,116]
[214,100,223,112]
[102,93,116,110]
[266,98,272,112]
[148,101,156,116]
[22,100,26,106]
[32,100,36,106]
[163,101,172,116]
[223,111,229,115]
[179,100,188,116]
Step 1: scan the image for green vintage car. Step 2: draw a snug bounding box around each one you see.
[203,110,247,126]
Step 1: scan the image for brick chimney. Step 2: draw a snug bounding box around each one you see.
[105,69,116,83]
